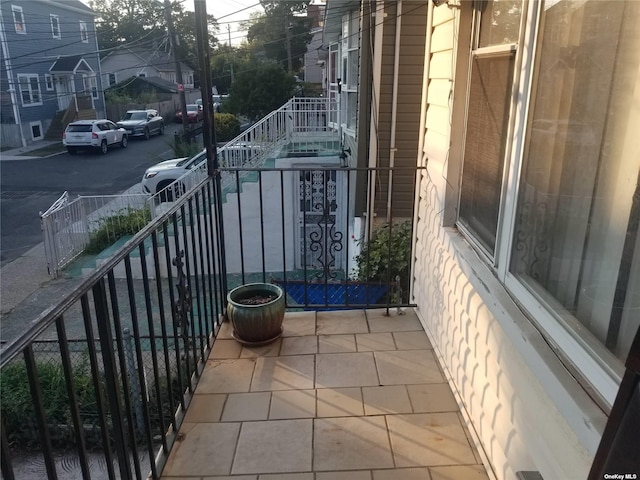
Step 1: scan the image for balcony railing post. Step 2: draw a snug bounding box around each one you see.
[123,327,144,434]
[92,279,133,480]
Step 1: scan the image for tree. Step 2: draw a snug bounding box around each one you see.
[90,0,218,73]
[210,45,254,94]
[227,61,295,120]
[245,0,312,74]
[89,0,166,53]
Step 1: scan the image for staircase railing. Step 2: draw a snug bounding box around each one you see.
[148,97,338,213]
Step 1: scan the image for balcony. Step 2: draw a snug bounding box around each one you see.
[161,308,488,479]
[0,144,492,479]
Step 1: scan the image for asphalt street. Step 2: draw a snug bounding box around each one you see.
[0,125,182,268]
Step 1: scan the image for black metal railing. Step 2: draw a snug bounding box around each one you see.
[0,165,419,479]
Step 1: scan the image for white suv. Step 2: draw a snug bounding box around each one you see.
[63,119,128,155]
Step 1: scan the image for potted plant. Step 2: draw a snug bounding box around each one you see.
[226,283,286,345]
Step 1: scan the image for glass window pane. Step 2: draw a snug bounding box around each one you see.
[510,0,640,361]
[459,53,515,254]
[478,0,522,47]
[348,51,358,89]
[349,12,359,48]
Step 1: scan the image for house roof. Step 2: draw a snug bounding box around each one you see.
[102,46,194,74]
[49,55,94,74]
[43,0,97,16]
[105,75,180,94]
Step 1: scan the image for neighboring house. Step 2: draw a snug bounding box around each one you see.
[303,2,325,84]
[0,0,104,148]
[324,0,640,479]
[101,46,194,92]
[322,0,426,221]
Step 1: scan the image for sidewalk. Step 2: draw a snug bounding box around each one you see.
[0,140,65,161]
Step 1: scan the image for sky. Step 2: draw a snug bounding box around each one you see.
[202,0,263,46]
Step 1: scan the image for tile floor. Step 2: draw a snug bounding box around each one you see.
[161,309,490,480]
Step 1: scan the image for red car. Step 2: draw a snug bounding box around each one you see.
[174,104,203,123]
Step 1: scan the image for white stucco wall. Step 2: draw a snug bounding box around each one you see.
[410,4,607,480]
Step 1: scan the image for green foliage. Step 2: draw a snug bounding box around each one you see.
[0,357,101,448]
[354,221,413,302]
[214,113,241,142]
[246,1,312,73]
[172,137,203,158]
[85,207,151,254]
[228,62,295,120]
[105,86,159,105]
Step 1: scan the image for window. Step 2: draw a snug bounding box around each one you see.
[328,43,339,126]
[12,5,25,34]
[44,74,54,91]
[50,14,60,39]
[83,75,98,100]
[508,0,640,366]
[341,12,359,131]
[456,0,640,402]
[108,73,117,86]
[137,72,147,78]
[30,121,43,141]
[17,74,41,105]
[79,21,88,42]
[459,1,522,256]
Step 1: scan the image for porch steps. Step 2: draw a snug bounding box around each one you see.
[44,111,66,140]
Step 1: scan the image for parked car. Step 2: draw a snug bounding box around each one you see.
[174,104,203,123]
[116,109,164,139]
[142,144,264,198]
[62,119,128,155]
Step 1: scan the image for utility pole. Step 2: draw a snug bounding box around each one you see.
[227,25,234,83]
[164,0,188,133]
[285,17,293,74]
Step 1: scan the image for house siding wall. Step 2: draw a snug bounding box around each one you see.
[372,1,427,220]
[101,51,161,86]
[412,4,605,480]
[0,0,102,146]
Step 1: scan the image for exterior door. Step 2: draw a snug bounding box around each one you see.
[55,75,74,111]
[297,168,345,278]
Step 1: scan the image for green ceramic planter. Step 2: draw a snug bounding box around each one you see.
[227,283,285,345]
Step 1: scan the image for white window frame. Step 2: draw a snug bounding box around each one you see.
[17,74,42,106]
[29,121,43,141]
[456,0,624,407]
[50,14,61,39]
[340,11,359,134]
[12,5,25,34]
[44,74,54,91]
[79,21,88,43]
[108,73,117,86]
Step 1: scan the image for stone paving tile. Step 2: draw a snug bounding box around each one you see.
[314,416,394,471]
[269,389,316,419]
[251,355,315,391]
[316,310,369,334]
[211,339,242,359]
[240,339,282,358]
[232,419,313,475]
[282,312,316,337]
[259,474,313,480]
[163,422,240,477]
[429,465,489,480]
[393,330,432,350]
[372,467,432,480]
[316,352,379,388]
[318,334,357,353]
[407,384,457,413]
[356,333,395,352]
[316,387,364,417]
[280,336,318,355]
[183,393,227,423]
[203,476,257,480]
[362,386,412,415]
[375,350,445,385]
[316,471,372,480]
[198,359,256,394]
[366,309,422,333]
[222,392,271,421]
[386,413,477,467]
